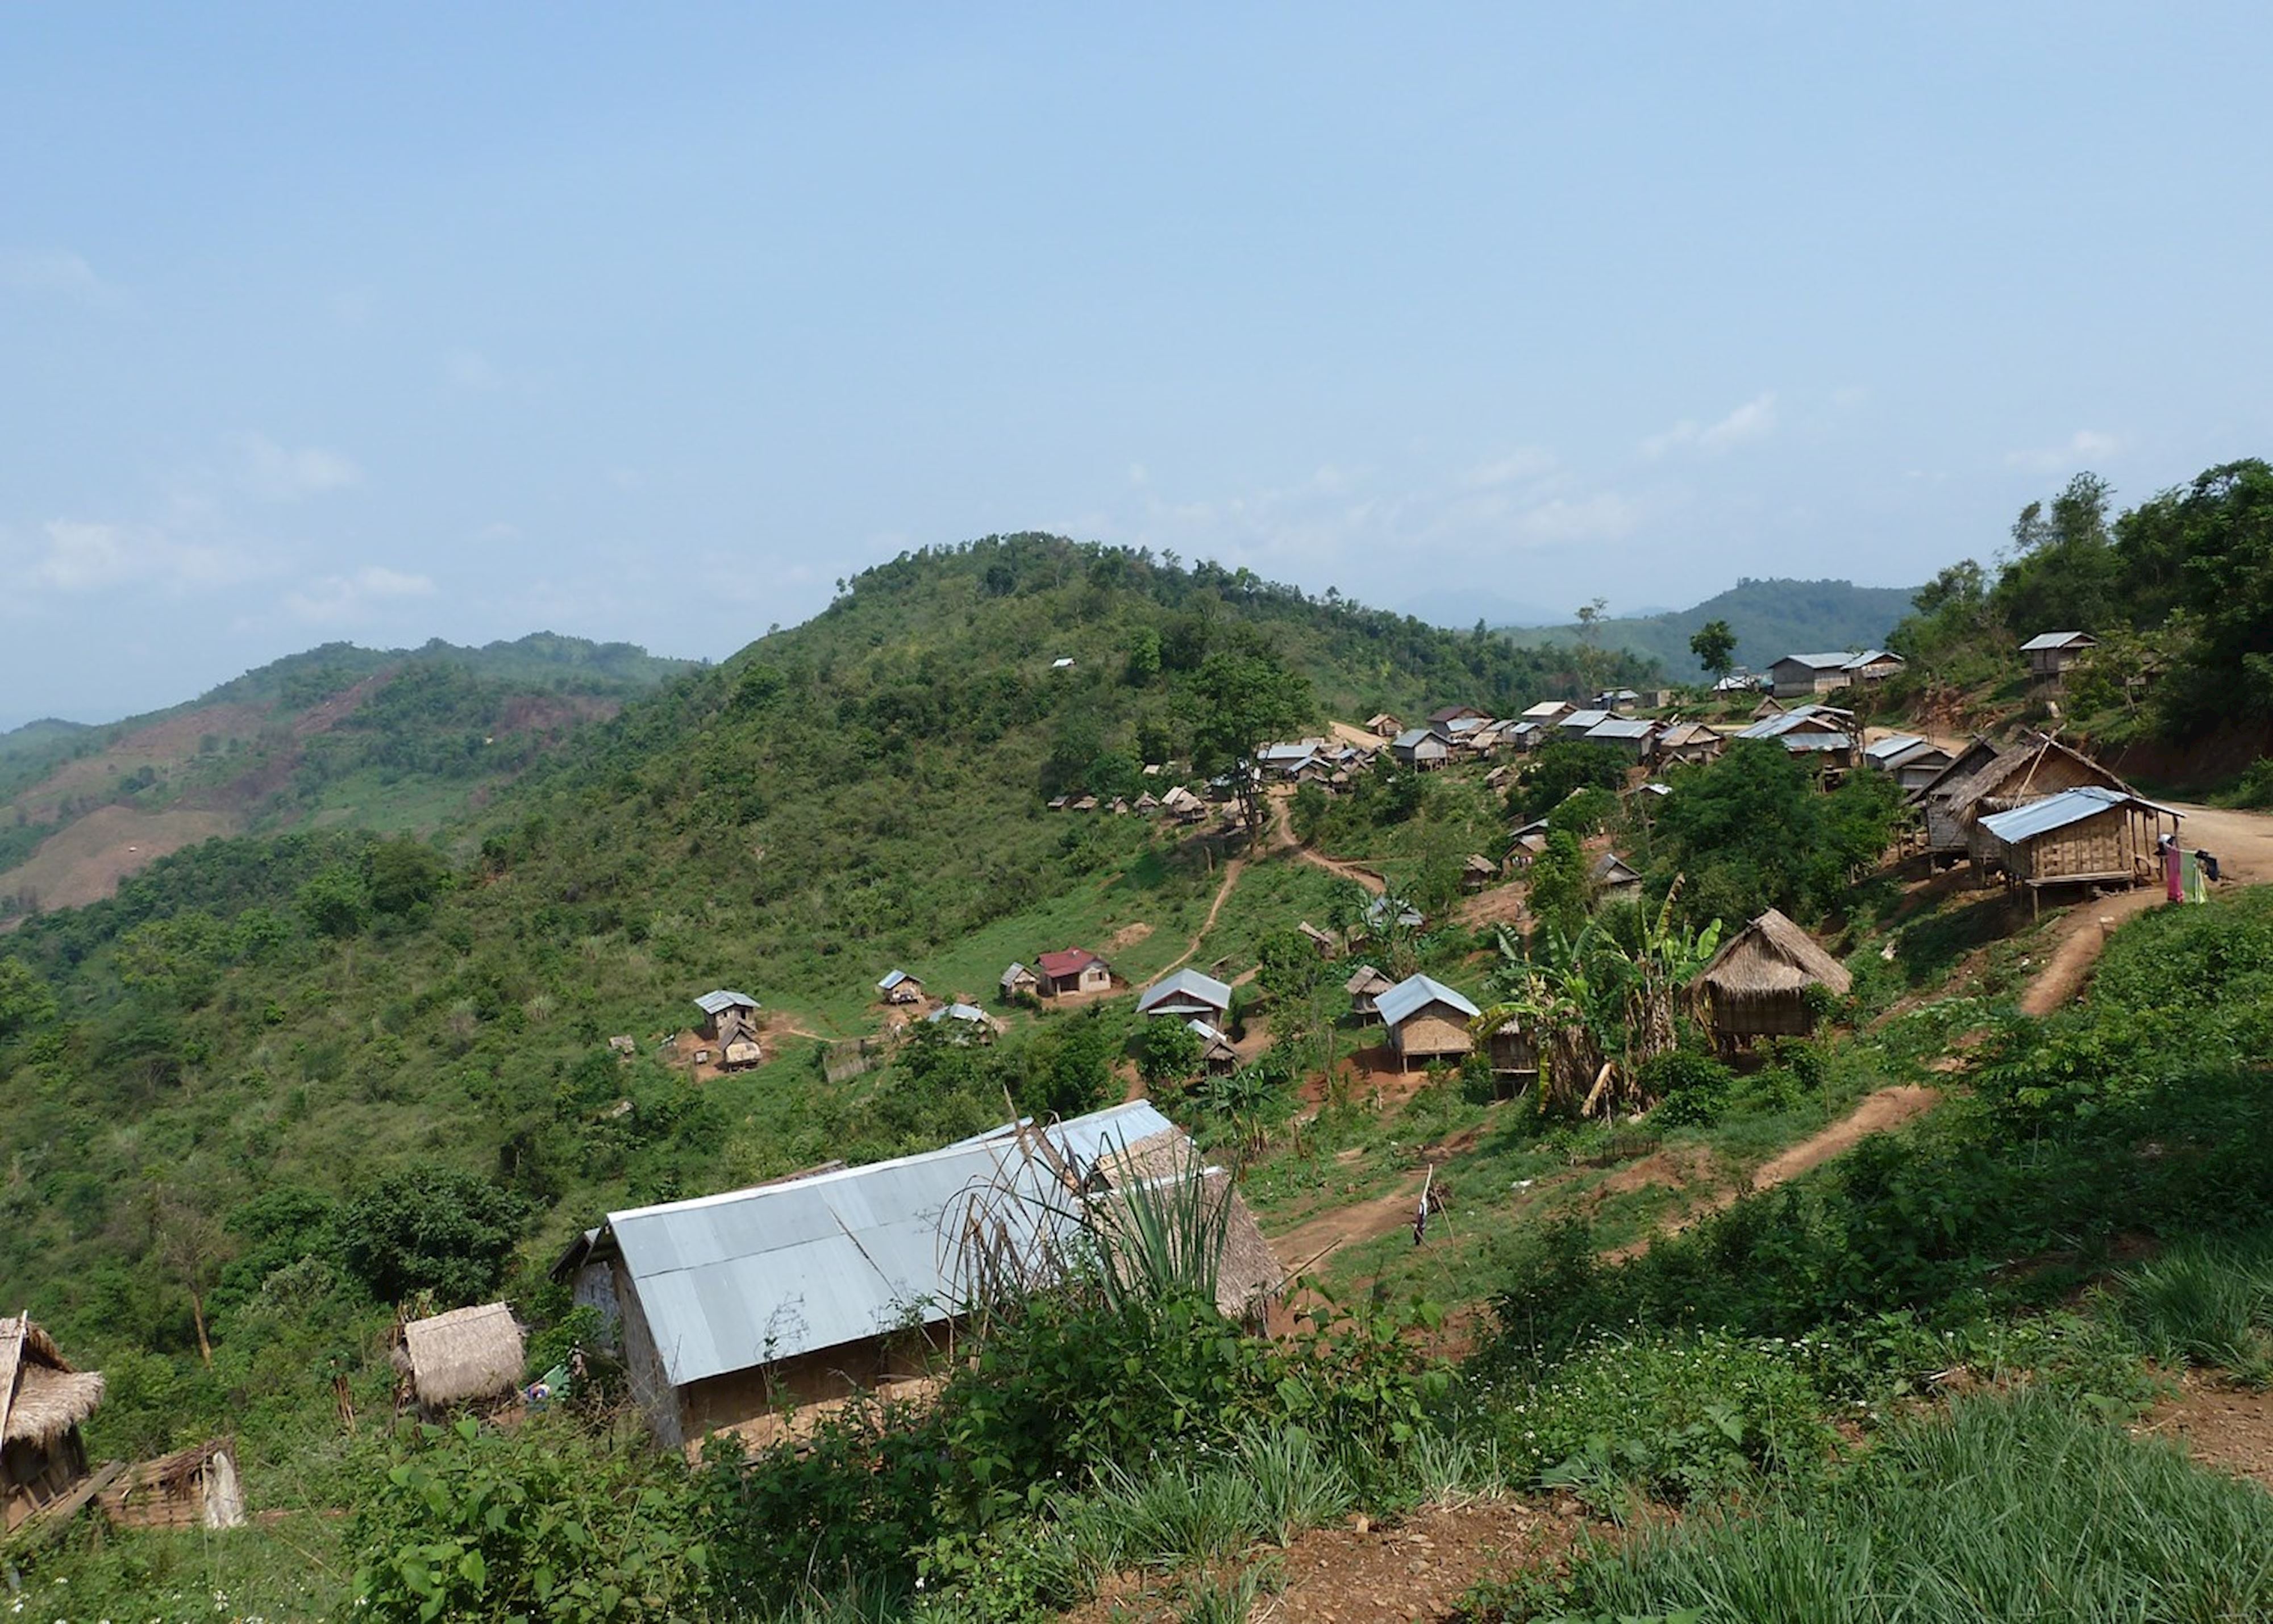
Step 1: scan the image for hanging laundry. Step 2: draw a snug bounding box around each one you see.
[2182,850,2208,905]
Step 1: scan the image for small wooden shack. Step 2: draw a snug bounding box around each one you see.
[2021,631,2099,684]
[1377,974,1481,1071]
[1592,851,1645,905]
[99,1439,245,1532]
[1486,1016,1537,1091]
[1389,727,1451,771]
[692,989,760,1044]
[1344,964,1394,1022]
[1461,854,1498,894]
[999,961,1041,1001]
[1188,1019,1239,1076]
[394,1302,526,1417]
[1297,921,1337,957]
[877,969,924,1006]
[1367,713,1402,738]
[1940,733,2131,877]
[1978,787,2183,914]
[0,1314,102,1533]
[1914,736,2004,859]
[1692,908,1853,1050]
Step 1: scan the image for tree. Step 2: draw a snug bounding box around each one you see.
[1574,597,1610,694]
[1181,639,1313,844]
[1525,831,1593,941]
[338,1164,528,1304]
[1508,740,1627,823]
[0,957,57,1040]
[1137,1018,1204,1090]
[368,838,452,917]
[1688,619,1738,682]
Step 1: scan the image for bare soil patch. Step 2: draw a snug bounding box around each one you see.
[10,702,267,822]
[2134,1371,2273,1493]
[1456,881,1527,931]
[1108,920,1156,951]
[1065,1498,1592,1624]
[0,804,237,912]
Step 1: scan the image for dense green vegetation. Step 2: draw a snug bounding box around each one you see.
[1891,459,2273,755]
[6,525,2273,1622]
[1505,578,1916,678]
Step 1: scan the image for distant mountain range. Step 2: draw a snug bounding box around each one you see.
[1502,577,1920,678]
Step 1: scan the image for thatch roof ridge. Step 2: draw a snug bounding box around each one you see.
[399,1302,525,1408]
[1696,908,1853,997]
[0,1310,102,1447]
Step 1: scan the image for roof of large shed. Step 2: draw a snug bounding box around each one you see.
[1137,968,1234,1013]
[1979,785,2179,843]
[1376,973,1481,1028]
[1585,718,1656,740]
[601,1102,1183,1386]
[1776,651,1859,670]
[1864,734,1927,763]
[2021,631,2097,651]
[877,969,918,990]
[693,990,759,1015]
[1559,709,1613,730]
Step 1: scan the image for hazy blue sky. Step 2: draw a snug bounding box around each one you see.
[7,5,2271,727]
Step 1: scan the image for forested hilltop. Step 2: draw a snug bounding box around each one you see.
[0,534,1647,1462]
[1504,577,1917,677]
[0,634,694,919]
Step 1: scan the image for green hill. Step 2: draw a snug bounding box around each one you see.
[0,633,694,916]
[1506,577,1919,678]
[0,534,1646,1463]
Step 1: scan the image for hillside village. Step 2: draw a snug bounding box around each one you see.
[2,513,2273,1619]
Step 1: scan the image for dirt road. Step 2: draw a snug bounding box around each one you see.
[2018,798,2273,1017]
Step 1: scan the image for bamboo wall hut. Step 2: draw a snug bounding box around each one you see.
[1344,964,1394,1021]
[1914,736,2002,858]
[393,1302,526,1415]
[1938,734,2129,876]
[1485,1016,1537,1093]
[1978,788,2183,914]
[1377,975,1481,1071]
[1691,908,1853,1049]
[0,1314,102,1532]
[98,1439,244,1531]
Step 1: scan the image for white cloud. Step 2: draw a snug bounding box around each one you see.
[7,518,251,594]
[1504,492,1646,546]
[1643,393,1779,458]
[233,432,363,501]
[284,565,436,623]
[0,248,126,310]
[1464,445,1559,489]
[2005,429,2122,473]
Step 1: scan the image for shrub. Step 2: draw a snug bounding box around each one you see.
[337,1163,529,1304]
[352,1417,713,1622]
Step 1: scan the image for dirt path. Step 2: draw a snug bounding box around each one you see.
[2017,799,2273,1017]
[2134,1372,2273,1493]
[1268,1173,1430,1276]
[1157,852,1248,976]
[1608,1084,1941,1259]
[1065,1497,1591,1624]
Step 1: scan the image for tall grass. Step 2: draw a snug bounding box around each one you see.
[1515,1391,2273,1623]
[2111,1232,2273,1385]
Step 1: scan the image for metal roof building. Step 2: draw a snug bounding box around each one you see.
[1136,968,1233,1018]
[692,990,759,1017]
[1374,973,1480,1030]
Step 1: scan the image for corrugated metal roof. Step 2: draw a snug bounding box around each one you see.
[2020,631,2096,652]
[1391,727,1441,750]
[1137,968,1233,1014]
[693,990,759,1016]
[1376,973,1481,1029]
[1521,701,1573,718]
[1780,732,1853,752]
[1842,649,1900,669]
[1979,785,2179,843]
[1585,718,1656,740]
[1036,948,1100,978]
[927,1002,988,1024]
[877,969,917,991]
[1777,651,1856,670]
[1559,709,1613,730]
[1364,894,1424,928]
[611,1102,1183,1386]
[1864,734,1926,763]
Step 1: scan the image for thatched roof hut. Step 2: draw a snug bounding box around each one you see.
[0,1313,103,1531]
[1692,909,1852,1046]
[394,1302,525,1412]
[1344,963,1394,1019]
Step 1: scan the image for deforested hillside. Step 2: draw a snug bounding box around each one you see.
[0,633,694,917]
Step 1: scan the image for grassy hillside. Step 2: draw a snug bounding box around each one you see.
[0,535,1642,1456]
[1506,577,1918,677]
[0,632,694,916]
